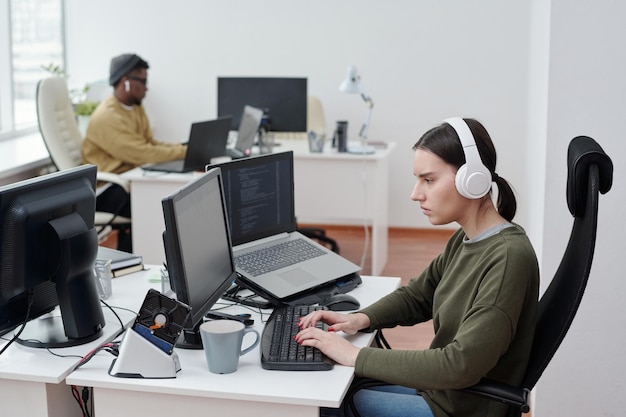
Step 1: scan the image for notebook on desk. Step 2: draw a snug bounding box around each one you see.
[225,105,263,159]
[143,116,232,173]
[208,151,361,301]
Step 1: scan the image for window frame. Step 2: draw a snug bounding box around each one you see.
[0,0,66,142]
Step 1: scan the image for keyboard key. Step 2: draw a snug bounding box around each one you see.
[235,238,326,277]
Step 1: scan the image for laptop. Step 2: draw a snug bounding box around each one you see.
[208,151,361,301]
[226,105,264,159]
[143,116,232,173]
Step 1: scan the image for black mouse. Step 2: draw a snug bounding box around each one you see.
[319,293,361,311]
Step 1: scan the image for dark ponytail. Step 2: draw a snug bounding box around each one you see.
[491,173,516,222]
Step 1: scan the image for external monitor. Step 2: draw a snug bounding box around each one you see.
[217,77,307,132]
[161,167,237,349]
[0,165,105,349]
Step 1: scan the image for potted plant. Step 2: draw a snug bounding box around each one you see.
[41,63,100,134]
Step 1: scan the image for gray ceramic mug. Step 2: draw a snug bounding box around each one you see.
[199,320,260,374]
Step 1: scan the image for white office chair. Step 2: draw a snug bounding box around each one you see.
[307,95,327,133]
[36,76,131,244]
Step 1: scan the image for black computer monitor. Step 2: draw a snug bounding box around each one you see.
[217,77,307,132]
[0,165,105,349]
[161,167,237,349]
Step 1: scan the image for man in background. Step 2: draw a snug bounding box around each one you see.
[82,53,187,251]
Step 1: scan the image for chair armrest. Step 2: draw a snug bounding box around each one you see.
[96,171,130,193]
[460,378,531,413]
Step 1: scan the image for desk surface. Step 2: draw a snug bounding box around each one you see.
[278,138,396,160]
[66,271,400,413]
[122,139,396,181]
[0,275,146,384]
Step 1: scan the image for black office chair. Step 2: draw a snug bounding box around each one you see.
[343,136,613,417]
[298,225,340,254]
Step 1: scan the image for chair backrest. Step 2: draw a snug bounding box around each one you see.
[522,136,613,390]
[307,95,326,133]
[36,77,84,171]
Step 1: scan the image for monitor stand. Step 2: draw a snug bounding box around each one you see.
[175,323,204,350]
[16,316,102,348]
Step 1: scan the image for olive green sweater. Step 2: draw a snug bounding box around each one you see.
[82,96,186,174]
[355,225,539,417]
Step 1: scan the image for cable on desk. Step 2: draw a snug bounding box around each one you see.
[213,298,272,324]
[43,302,130,359]
[99,298,127,341]
[69,299,133,371]
[0,290,34,356]
[222,284,274,309]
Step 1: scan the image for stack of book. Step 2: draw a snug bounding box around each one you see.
[96,246,144,278]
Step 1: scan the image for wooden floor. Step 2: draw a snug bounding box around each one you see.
[300,225,454,350]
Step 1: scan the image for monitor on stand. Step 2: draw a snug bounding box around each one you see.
[217,77,307,132]
[162,168,238,349]
[0,165,105,349]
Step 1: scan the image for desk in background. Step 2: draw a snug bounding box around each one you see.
[66,274,400,417]
[0,267,157,417]
[123,140,395,275]
[289,140,395,275]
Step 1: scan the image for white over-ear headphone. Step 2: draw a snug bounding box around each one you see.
[124,80,130,92]
[444,117,492,199]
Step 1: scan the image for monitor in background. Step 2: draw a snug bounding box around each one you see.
[217,77,307,132]
[0,165,105,348]
[161,167,237,349]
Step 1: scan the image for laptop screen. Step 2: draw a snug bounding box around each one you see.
[213,151,296,246]
[234,106,263,152]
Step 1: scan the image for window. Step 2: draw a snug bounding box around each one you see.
[0,0,64,139]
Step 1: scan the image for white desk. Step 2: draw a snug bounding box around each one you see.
[0,268,155,417]
[123,140,395,274]
[121,168,203,266]
[288,140,395,275]
[66,274,400,417]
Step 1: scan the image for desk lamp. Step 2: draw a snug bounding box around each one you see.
[339,65,376,154]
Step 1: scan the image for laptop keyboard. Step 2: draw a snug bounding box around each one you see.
[261,305,334,371]
[235,238,326,277]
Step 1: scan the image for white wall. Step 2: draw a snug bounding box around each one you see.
[63,0,532,231]
[64,1,626,415]
[533,0,626,415]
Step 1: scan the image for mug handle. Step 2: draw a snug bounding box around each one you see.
[240,328,261,356]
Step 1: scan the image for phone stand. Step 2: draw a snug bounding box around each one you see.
[109,328,181,379]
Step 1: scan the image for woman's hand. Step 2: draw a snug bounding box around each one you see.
[294,326,361,366]
[298,311,371,335]
[294,311,371,366]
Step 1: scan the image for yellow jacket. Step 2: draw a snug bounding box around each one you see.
[82,95,186,174]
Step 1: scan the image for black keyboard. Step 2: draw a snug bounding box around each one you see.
[261,305,334,371]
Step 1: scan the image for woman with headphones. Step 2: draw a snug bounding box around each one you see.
[296,118,539,417]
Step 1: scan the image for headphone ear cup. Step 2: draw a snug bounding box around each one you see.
[455,163,492,199]
[444,117,492,199]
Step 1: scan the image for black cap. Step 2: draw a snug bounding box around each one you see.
[109,53,149,86]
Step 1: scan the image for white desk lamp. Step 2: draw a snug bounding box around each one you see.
[339,65,376,154]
